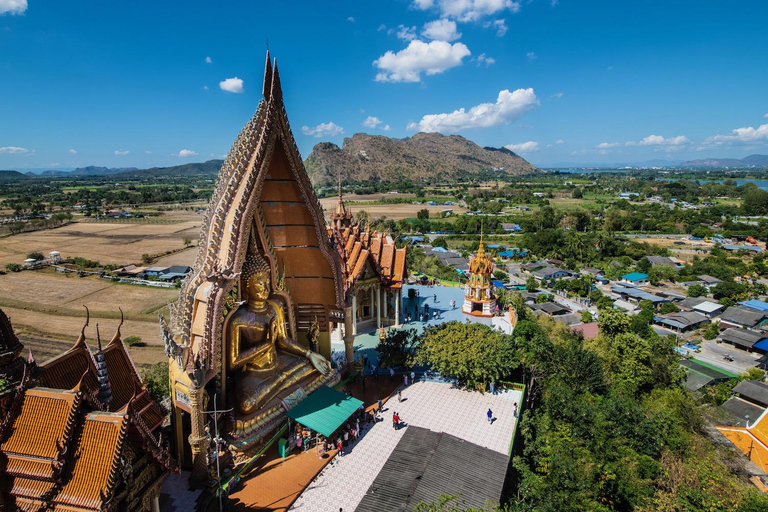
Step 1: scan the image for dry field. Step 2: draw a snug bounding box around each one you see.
[318,196,466,221]
[0,210,202,267]
[0,269,177,366]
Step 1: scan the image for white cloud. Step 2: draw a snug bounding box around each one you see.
[526,51,537,60]
[413,0,520,22]
[378,24,387,31]
[114,150,129,156]
[551,92,563,99]
[203,85,209,90]
[705,123,768,145]
[597,142,620,149]
[407,88,539,133]
[556,139,565,144]
[144,150,152,154]
[487,19,508,36]
[362,116,383,129]
[178,149,198,157]
[205,56,212,64]
[397,25,418,41]
[764,113,768,119]
[551,0,559,5]
[634,134,690,146]
[0,0,27,15]
[383,124,391,131]
[477,53,495,66]
[347,16,355,22]
[505,141,539,153]
[301,122,345,138]
[68,149,77,154]
[219,77,244,93]
[0,146,32,155]
[422,19,461,41]
[374,40,470,83]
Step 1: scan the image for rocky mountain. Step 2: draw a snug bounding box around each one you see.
[680,154,768,168]
[304,132,539,184]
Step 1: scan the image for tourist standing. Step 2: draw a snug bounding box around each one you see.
[398,390,402,402]
[378,398,383,412]
[393,412,400,429]
[490,381,495,394]
[404,374,408,387]
[411,370,415,384]
[434,294,437,303]
[513,402,518,418]
[487,408,493,424]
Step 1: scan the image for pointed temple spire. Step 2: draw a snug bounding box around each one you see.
[262,50,272,101]
[477,220,486,258]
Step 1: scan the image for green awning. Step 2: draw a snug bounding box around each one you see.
[286,385,363,438]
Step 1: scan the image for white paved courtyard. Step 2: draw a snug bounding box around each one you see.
[289,380,522,512]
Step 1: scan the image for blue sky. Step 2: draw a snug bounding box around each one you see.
[1,0,767,170]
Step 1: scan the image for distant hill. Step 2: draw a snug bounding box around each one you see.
[304,132,539,184]
[114,160,224,178]
[0,170,30,183]
[680,154,768,168]
[69,165,139,176]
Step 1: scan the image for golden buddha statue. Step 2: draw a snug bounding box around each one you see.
[227,250,331,416]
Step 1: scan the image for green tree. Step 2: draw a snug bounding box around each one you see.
[5,263,22,272]
[26,251,44,261]
[659,302,679,314]
[580,310,593,323]
[376,328,420,369]
[141,361,169,405]
[526,275,538,292]
[182,236,191,247]
[687,283,707,298]
[416,321,518,388]
[417,208,430,220]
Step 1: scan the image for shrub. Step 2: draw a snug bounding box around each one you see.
[124,335,144,347]
[26,251,44,261]
[5,263,22,272]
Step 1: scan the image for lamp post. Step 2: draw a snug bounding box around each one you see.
[204,394,233,511]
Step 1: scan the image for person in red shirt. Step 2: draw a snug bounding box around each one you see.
[393,412,400,430]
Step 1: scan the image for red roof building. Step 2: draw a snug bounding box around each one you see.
[0,310,174,511]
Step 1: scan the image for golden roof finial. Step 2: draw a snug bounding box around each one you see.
[477,219,485,258]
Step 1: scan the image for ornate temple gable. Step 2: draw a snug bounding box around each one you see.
[168,52,345,380]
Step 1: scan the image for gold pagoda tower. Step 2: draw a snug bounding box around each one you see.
[462,226,496,317]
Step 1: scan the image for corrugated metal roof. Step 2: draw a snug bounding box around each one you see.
[357,426,509,512]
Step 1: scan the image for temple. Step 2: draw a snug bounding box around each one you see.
[0,309,174,511]
[462,228,496,317]
[162,52,347,475]
[717,409,768,474]
[327,180,407,360]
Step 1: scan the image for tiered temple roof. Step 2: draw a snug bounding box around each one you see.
[0,309,174,511]
[328,184,407,292]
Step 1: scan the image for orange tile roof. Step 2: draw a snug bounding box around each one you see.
[718,408,768,472]
[54,412,127,511]
[38,337,97,392]
[1,387,80,480]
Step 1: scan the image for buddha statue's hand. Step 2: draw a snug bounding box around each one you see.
[307,351,332,375]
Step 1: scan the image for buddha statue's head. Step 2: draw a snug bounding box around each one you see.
[241,251,271,304]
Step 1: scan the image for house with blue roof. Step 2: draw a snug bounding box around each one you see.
[620,272,649,285]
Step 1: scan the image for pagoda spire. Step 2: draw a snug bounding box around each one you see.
[94,323,113,405]
[477,220,485,258]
